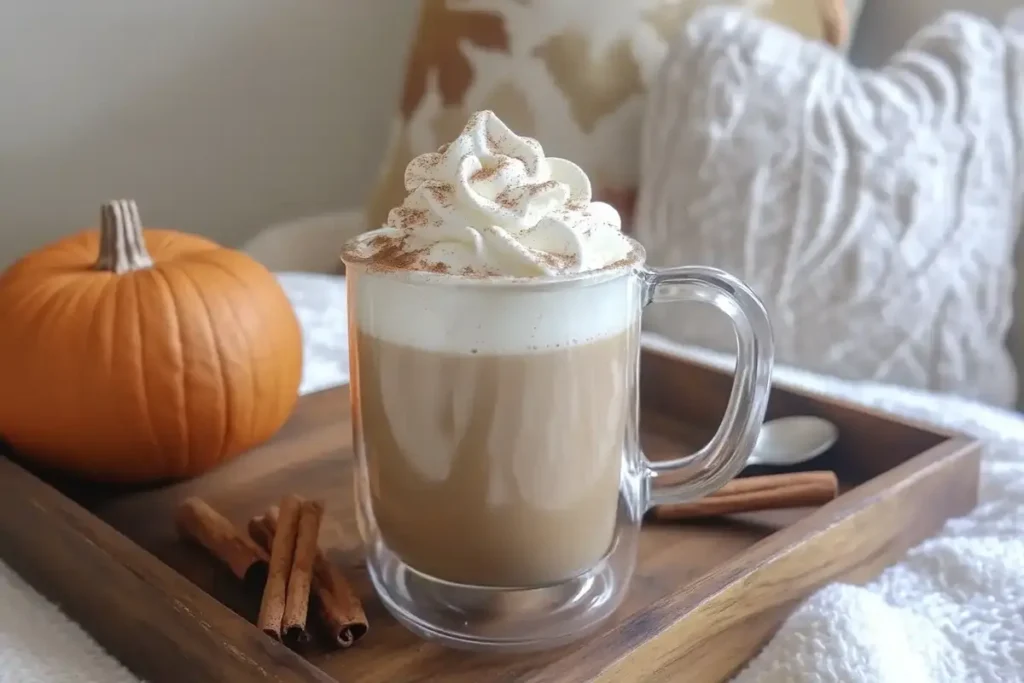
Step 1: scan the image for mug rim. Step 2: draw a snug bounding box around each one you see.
[340,235,647,291]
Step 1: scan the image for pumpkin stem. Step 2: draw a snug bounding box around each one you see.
[95,199,154,274]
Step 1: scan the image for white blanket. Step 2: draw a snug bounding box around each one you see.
[0,273,1020,682]
[640,336,1024,683]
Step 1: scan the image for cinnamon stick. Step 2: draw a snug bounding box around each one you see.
[649,471,839,521]
[282,500,324,645]
[256,494,303,640]
[174,497,268,589]
[250,507,368,648]
[703,471,838,497]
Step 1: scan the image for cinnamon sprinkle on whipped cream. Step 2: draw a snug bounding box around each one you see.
[342,110,636,278]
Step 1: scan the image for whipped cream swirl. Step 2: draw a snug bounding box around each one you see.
[357,110,635,277]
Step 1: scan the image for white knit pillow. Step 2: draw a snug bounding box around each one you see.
[636,9,1024,407]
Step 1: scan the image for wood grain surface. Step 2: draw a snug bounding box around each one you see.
[0,455,334,683]
[0,348,981,683]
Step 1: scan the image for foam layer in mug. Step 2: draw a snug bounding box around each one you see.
[353,271,640,356]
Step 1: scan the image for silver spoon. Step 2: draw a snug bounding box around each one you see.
[746,416,839,468]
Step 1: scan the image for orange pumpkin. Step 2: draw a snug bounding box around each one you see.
[0,200,303,483]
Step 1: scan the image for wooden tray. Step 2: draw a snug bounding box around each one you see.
[0,346,981,683]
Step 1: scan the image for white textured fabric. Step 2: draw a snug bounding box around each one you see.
[1,273,1023,682]
[276,272,351,395]
[636,9,1024,407]
[641,333,1024,683]
[0,560,138,683]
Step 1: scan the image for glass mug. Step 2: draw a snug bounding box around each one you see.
[342,240,774,652]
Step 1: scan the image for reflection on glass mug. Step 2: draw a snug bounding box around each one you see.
[340,111,774,652]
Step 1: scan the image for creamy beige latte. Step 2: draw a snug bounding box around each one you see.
[343,110,642,587]
[353,326,637,587]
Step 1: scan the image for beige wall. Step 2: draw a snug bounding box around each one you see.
[0,0,416,268]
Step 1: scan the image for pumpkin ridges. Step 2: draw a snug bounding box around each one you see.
[81,280,139,479]
[184,248,303,454]
[184,266,234,466]
[147,266,192,478]
[2,273,75,334]
[105,277,161,477]
[191,253,265,452]
[8,278,147,479]
[128,272,167,476]
[194,252,301,460]
[38,279,107,474]
[158,265,229,475]
[190,262,256,459]
[0,258,88,328]
[76,271,187,482]
[0,280,136,479]
[5,271,188,481]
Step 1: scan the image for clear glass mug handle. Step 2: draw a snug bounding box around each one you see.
[639,265,775,508]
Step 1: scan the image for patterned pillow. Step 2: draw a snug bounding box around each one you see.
[363,0,853,232]
[635,9,1024,407]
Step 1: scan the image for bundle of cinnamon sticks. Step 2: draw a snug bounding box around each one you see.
[175,494,367,650]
